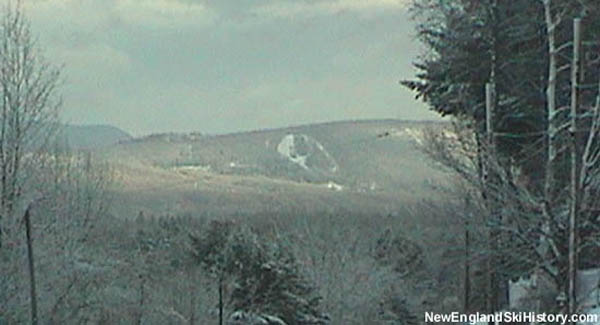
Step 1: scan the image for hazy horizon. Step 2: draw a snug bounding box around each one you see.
[24,0,440,136]
[66,117,441,138]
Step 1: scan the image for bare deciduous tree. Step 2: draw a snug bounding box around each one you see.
[0,0,61,247]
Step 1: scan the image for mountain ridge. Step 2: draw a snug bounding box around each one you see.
[94,119,446,218]
[60,123,132,149]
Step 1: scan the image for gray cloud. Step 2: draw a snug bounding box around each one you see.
[22,0,437,135]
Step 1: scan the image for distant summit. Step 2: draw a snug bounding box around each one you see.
[60,124,132,149]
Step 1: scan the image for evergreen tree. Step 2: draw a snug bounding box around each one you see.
[190,221,329,325]
[378,293,418,325]
[405,0,600,315]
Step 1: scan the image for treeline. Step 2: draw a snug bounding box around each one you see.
[404,0,600,317]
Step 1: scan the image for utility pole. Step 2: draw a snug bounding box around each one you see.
[24,203,38,325]
[568,17,582,321]
[464,198,471,313]
[485,81,499,318]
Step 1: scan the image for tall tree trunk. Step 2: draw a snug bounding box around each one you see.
[542,0,558,226]
[485,0,506,313]
[0,83,6,248]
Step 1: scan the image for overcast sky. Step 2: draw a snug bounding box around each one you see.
[24,0,439,135]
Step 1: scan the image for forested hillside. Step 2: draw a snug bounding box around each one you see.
[102,120,442,218]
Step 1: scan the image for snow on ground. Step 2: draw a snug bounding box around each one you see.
[173,165,211,174]
[326,181,343,191]
[312,138,338,173]
[581,307,600,325]
[228,161,255,169]
[277,134,309,169]
[276,133,338,172]
[509,276,536,309]
[508,268,600,325]
[579,268,600,310]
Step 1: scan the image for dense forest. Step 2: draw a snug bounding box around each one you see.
[403,0,600,321]
[2,0,600,324]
